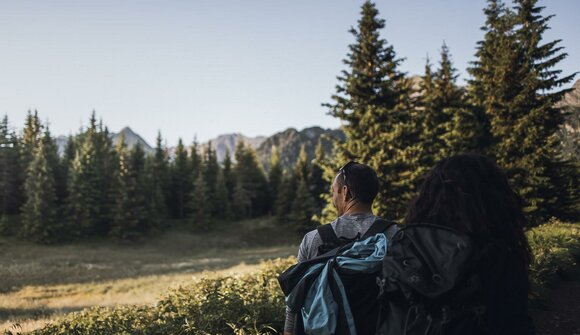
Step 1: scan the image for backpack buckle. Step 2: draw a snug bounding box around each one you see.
[376,277,386,296]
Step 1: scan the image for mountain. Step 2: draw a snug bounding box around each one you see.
[55,135,69,156]
[203,133,267,162]
[557,79,580,158]
[256,126,345,171]
[197,127,344,171]
[559,80,580,108]
[55,125,343,171]
[114,127,154,154]
[55,127,153,156]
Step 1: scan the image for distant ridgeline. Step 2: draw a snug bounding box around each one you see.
[55,126,345,172]
[54,79,579,170]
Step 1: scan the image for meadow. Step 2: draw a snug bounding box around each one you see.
[1,218,579,334]
[0,217,301,334]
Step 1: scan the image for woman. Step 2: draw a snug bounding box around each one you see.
[403,153,534,334]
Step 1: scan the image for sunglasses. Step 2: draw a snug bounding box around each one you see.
[339,161,358,198]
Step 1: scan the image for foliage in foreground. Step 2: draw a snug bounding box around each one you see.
[527,219,580,307]
[14,220,578,335]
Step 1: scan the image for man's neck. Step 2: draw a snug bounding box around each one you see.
[342,202,373,216]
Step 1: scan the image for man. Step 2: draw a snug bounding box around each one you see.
[283,161,397,335]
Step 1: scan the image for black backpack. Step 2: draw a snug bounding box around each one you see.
[376,224,487,335]
[279,218,395,335]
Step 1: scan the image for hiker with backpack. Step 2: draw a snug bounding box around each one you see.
[280,154,535,335]
[280,161,398,335]
[377,153,535,335]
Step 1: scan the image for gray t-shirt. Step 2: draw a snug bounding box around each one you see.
[283,213,397,334]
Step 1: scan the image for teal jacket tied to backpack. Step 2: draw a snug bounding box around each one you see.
[284,233,389,335]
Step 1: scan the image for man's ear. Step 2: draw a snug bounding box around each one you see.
[342,185,350,201]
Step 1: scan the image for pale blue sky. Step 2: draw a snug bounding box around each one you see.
[1,0,578,146]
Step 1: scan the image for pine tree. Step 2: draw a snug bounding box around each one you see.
[94,121,119,235]
[511,0,577,220]
[468,0,576,220]
[0,115,22,218]
[202,142,220,217]
[20,133,60,243]
[275,172,297,225]
[111,143,149,239]
[169,138,191,219]
[65,119,102,237]
[233,141,270,218]
[323,1,420,220]
[267,146,283,212]
[41,125,66,212]
[310,139,329,209]
[20,110,43,172]
[233,178,252,219]
[146,131,170,228]
[288,178,317,233]
[294,145,310,184]
[222,149,236,204]
[215,169,232,221]
[189,172,211,230]
[19,110,43,214]
[420,44,481,167]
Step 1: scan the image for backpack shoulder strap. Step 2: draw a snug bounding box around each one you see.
[317,224,339,245]
[362,218,396,240]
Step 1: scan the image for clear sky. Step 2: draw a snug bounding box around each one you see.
[1,0,578,146]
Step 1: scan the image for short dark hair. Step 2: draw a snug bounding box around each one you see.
[337,162,379,205]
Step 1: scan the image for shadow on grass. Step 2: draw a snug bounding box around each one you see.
[0,307,85,320]
[0,216,301,292]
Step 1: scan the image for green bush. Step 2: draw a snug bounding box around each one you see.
[22,220,579,335]
[27,258,294,335]
[527,219,580,307]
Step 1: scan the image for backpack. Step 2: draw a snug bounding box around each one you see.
[376,224,488,335]
[279,218,396,335]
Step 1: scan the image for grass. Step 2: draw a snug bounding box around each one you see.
[2,217,578,334]
[0,216,302,334]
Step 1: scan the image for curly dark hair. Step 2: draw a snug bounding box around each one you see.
[404,153,532,265]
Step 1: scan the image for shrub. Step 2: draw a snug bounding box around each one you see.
[23,220,580,335]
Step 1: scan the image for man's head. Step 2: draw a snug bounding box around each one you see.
[331,161,379,215]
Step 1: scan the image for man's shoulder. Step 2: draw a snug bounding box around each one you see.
[302,218,339,244]
[298,219,340,261]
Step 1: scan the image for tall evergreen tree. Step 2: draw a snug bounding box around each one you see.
[233,178,252,219]
[275,171,297,225]
[310,139,329,209]
[202,142,220,217]
[20,132,60,243]
[189,172,211,230]
[19,110,43,214]
[0,116,22,218]
[323,1,420,220]
[95,121,119,235]
[147,131,170,226]
[469,0,576,220]
[65,117,102,237]
[420,44,481,167]
[294,145,310,184]
[233,141,270,218]
[190,138,202,178]
[214,169,232,221]
[41,125,67,210]
[222,149,236,204]
[267,146,283,212]
[169,138,191,219]
[20,110,43,171]
[111,143,149,238]
[288,178,318,233]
